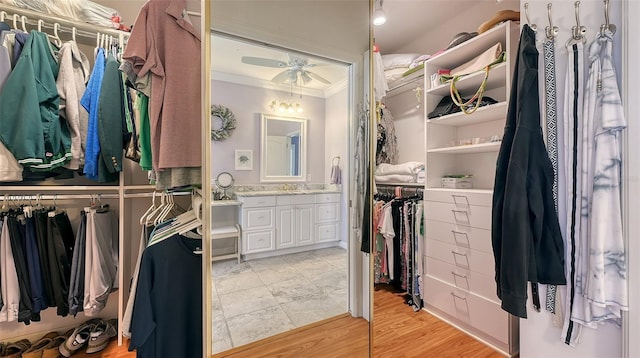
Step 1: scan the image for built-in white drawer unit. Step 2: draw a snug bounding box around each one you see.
[316,202,340,222]
[423,275,510,346]
[424,189,492,207]
[424,219,493,253]
[425,256,498,303]
[425,238,494,277]
[315,193,341,203]
[239,195,277,208]
[423,201,491,230]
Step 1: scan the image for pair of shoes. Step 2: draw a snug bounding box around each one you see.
[22,332,59,358]
[0,339,31,358]
[41,330,73,358]
[85,319,117,354]
[58,318,118,357]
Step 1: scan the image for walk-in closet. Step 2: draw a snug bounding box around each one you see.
[0,0,207,357]
[372,0,632,357]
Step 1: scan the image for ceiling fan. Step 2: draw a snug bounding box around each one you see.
[241,54,331,85]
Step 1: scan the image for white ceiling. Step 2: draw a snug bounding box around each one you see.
[374,0,519,55]
[211,35,349,99]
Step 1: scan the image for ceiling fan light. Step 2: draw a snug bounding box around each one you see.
[373,8,386,26]
[301,72,312,85]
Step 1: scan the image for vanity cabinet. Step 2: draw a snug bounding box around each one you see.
[315,193,341,243]
[276,195,315,249]
[240,196,276,254]
[238,191,342,258]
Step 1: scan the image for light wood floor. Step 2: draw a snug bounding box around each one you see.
[73,286,503,357]
[373,284,503,358]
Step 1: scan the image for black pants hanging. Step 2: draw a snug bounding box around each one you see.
[47,211,75,317]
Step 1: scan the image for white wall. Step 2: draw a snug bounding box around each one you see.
[325,84,350,247]
[211,80,326,184]
[518,1,623,357]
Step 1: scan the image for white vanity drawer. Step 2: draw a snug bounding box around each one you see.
[239,196,276,208]
[425,238,495,277]
[315,193,341,203]
[316,222,339,242]
[424,201,491,230]
[424,219,493,254]
[277,194,315,206]
[316,203,340,222]
[242,207,275,230]
[424,189,492,207]
[243,230,275,254]
[423,275,510,345]
[425,256,498,303]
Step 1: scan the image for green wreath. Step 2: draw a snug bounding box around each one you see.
[211,104,236,141]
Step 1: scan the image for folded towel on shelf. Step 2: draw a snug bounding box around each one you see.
[375,174,417,184]
[416,169,426,179]
[375,162,425,176]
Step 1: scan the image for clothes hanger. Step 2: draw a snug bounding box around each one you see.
[139,191,157,225]
[0,11,7,23]
[72,26,77,42]
[20,15,27,33]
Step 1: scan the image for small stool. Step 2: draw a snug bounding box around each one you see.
[211,224,241,264]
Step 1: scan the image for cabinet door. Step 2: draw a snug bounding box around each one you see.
[242,207,275,230]
[296,204,315,246]
[316,202,339,223]
[243,230,275,254]
[276,206,295,249]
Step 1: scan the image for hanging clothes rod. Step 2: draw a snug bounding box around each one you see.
[387,74,424,95]
[0,193,120,201]
[0,4,130,40]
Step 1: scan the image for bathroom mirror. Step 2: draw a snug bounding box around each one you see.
[260,114,307,182]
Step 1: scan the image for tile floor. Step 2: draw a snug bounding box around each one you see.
[212,246,348,353]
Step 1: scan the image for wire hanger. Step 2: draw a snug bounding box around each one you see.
[600,0,616,35]
[570,1,587,44]
[524,3,537,33]
[545,3,559,39]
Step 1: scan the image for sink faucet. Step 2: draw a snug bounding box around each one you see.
[282,183,295,191]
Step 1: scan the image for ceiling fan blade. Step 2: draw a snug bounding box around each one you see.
[300,71,312,85]
[271,70,292,83]
[307,71,331,85]
[241,56,288,68]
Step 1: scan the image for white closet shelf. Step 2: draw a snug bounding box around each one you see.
[424,187,493,195]
[427,102,507,126]
[375,182,424,187]
[427,142,501,154]
[426,62,507,97]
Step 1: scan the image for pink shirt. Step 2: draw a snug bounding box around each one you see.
[122,0,201,170]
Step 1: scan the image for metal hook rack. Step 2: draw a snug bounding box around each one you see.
[524,3,537,32]
[600,0,616,35]
[571,1,587,43]
[545,3,559,39]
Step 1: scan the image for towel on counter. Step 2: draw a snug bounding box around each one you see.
[375,162,424,176]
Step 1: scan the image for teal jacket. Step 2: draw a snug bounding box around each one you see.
[0,31,71,170]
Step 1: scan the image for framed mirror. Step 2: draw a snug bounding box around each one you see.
[259,114,307,182]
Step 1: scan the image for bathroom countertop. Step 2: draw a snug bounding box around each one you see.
[235,189,341,197]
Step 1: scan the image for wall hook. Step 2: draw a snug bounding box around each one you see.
[572,1,587,42]
[524,3,537,32]
[600,0,616,35]
[545,3,558,39]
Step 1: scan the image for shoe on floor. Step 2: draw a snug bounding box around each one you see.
[22,332,58,358]
[0,342,5,356]
[58,323,93,357]
[41,334,68,358]
[85,319,117,354]
[1,339,31,358]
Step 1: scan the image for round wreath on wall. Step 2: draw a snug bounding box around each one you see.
[211,104,236,141]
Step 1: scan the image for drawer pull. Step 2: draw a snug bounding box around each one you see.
[451,209,470,223]
[451,250,470,268]
[451,194,470,206]
[450,292,467,301]
[451,230,470,246]
[451,271,467,279]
